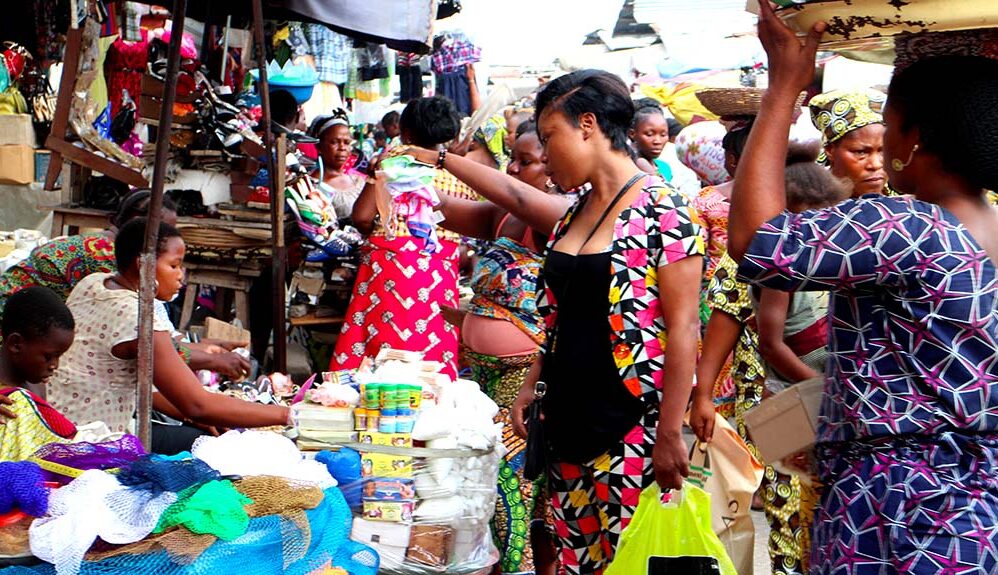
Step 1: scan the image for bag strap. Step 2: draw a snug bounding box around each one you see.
[571,172,644,256]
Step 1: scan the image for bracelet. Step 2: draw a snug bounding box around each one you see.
[436,149,447,169]
[175,341,193,365]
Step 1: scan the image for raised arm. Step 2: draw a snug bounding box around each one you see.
[727,2,824,261]
[407,147,570,235]
[437,194,504,240]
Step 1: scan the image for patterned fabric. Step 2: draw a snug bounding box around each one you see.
[813,432,998,574]
[469,237,545,346]
[431,31,481,74]
[807,89,884,164]
[709,254,815,575]
[548,408,659,575]
[707,253,764,421]
[397,52,421,68]
[465,350,547,575]
[692,186,731,282]
[473,114,510,171]
[537,177,704,408]
[763,467,818,575]
[303,24,352,84]
[674,121,730,186]
[330,236,461,379]
[0,389,73,462]
[739,195,998,444]
[894,28,998,71]
[739,195,998,573]
[0,233,116,322]
[693,185,731,328]
[48,273,175,432]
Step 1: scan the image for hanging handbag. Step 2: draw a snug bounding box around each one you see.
[523,380,547,481]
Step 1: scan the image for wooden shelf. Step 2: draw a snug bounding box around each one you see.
[289,313,345,327]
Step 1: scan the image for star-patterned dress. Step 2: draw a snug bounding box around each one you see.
[739,194,998,574]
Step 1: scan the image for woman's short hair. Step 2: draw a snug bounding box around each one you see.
[2,286,75,340]
[534,70,635,153]
[888,55,998,191]
[399,97,461,147]
[114,218,183,272]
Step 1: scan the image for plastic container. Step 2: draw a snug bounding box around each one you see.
[405,384,422,410]
[395,408,415,434]
[367,410,381,432]
[354,408,368,431]
[379,409,398,434]
[364,383,382,410]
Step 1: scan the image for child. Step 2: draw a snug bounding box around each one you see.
[629,101,673,183]
[755,161,849,389]
[0,286,78,461]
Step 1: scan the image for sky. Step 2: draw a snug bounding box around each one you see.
[435,0,762,72]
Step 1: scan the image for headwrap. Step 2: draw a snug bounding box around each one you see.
[674,120,730,186]
[808,89,885,163]
[309,108,350,139]
[472,114,509,171]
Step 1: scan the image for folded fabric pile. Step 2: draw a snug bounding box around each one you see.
[379,155,441,254]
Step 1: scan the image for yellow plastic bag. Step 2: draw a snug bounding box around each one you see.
[605,483,736,575]
[640,83,719,126]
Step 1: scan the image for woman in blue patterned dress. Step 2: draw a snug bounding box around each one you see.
[719,4,998,573]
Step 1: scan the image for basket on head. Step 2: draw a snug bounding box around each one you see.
[695,87,806,118]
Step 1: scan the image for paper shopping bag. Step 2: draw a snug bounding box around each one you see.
[687,413,764,575]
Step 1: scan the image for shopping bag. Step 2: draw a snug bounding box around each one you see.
[687,413,764,575]
[605,483,737,575]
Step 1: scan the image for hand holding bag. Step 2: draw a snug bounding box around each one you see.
[687,413,764,575]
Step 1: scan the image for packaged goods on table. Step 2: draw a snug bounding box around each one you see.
[302,349,502,574]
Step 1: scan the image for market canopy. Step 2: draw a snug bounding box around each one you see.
[126,0,438,52]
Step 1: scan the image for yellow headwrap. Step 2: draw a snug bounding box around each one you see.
[808,89,885,149]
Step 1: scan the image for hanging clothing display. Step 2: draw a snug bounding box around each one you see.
[303,23,352,85]
[432,32,480,116]
[397,52,423,102]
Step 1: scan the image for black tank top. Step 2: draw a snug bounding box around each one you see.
[540,250,647,464]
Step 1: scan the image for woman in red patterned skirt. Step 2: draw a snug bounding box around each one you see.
[332,97,478,378]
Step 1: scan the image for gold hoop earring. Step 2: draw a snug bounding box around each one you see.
[891,144,920,172]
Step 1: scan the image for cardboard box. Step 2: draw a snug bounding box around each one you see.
[0,114,36,147]
[358,432,412,448]
[351,518,410,570]
[362,477,416,501]
[360,452,413,478]
[0,145,35,184]
[743,376,823,463]
[362,498,415,522]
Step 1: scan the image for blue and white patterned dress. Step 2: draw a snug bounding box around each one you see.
[739,194,998,574]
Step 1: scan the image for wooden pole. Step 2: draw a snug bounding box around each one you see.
[251,0,288,372]
[137,0,187,450]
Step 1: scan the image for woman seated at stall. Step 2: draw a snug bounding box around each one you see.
[0,191,249,380]
[47,218,289,454]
